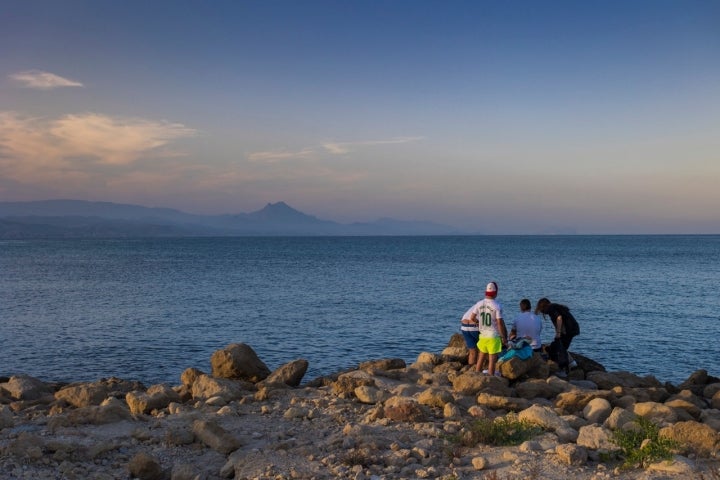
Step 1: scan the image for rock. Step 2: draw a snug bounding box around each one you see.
[383,396,427,422]
[700,409,720,431]
[646,455,696,475]
[603,407,637,431]
[126,384,181,415]
[576,425,616,451]
[451,372,511,397]
[192,419,242,454]
[191,374,250,402]
[476,393,530,412]
[631,401,678,425]
[353,386,387,404]
[471,456,488,470]
[358,358,406,371]
[332,372,375,398]
[263,359,308,387]
[415,352,440,365]
[518,404,569,432]
[0,404,14,430]
[416,387,453,408]
[210,343,270,382]
[127,452,164,480]
[180,368,203,388]
[555,390,614,414]
[714,391,720,410]
[498,353,545,380]
[570,352,606,373]
[515,378,564,400]
[1,374,53,401]
[171,463,206,480]
[586,371,661,390]
[55,382,111,407]
[703,382,720,399]
[555,444,588,465]
[659,421,720,456]
[583,398,612,424]
[443,402,462,419]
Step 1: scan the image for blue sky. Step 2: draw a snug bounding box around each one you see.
[1,1,718,233]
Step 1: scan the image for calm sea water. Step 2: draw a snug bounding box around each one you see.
[2,236,719,386]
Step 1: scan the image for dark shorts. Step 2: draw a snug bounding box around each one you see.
[461,329,479,348]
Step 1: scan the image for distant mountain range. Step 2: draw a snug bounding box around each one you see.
[0,200,464,238]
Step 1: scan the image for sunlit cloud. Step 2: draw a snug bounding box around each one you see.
[9,70,84,89]
[322,136,424,154]
[247,148,316,162]
[0,111,197,186]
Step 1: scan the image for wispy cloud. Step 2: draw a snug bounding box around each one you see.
[0,111,197,186]
[9,70,84,89]
[247,148,316,162]
[247,136,424,162]
[322,136,424,155]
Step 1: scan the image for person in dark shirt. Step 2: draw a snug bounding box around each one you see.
[535,297,579,376]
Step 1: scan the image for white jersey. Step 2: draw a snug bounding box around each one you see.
[512,311,542,348]
[469,298,504,338]
[460,306,479,332]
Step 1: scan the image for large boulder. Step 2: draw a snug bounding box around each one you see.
[55,382,110,408]
[659,421,720,456]
[383,396,427,422]
[1,375,53,401]
[126,384,180,415]
[359,358,406,372]
[210,343,270,382]
[498,353,546,380]
[518,404,570,432]
[452,372,511,397]
[586,371,661,390]
[515,378,565,400]
[191,374,251,402]
[263,359,308,387]
[630,402,678,426]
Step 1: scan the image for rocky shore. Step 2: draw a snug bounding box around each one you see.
[1,336,720,480]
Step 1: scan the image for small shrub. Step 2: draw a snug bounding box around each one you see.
[611,416,678,469]
[465,414,543,447]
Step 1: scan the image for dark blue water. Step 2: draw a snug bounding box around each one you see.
[2,236,719,385]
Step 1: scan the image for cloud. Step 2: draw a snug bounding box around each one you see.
[9,70,84,89]
[247,136,424,162]
[0,111,197,185]
[322,136,424,155]
[247,148,316,162]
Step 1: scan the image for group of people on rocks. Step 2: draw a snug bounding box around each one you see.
[459,281,580,378]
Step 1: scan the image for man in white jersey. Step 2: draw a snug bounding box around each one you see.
[468,281,508,376]
[510,298,543,351]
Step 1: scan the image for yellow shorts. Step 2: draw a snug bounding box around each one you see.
[477,337,503,354]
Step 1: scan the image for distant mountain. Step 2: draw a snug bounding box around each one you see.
[0,199,463,238]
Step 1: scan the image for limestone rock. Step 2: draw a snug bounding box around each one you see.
[586,371,661,390]
[603,407,637,431]
[515,378,564,400]
[263,359,308,387]
[518,404,569,432]
[210,343,270,382]
[354,385,388,404]
[555,390,614,414]
[331,373,375,398]
[451,372,511,397]
[55,382,110,408]
[383,396,426,422]
[659,420,720,456]
[555,444,588,465]
[415,352,440,365]
[1,374,53,401]
[126,384,180,415]
[416,387,453,408]
[631,401,678,425]
[576,424,616,451]
[192,419,242,454]
[583,397,612,424]
[180,367,203,388]
[498,353,545,380]
[358,358,406,371]
[646,455,697,476]
[476,392,530,412]
[191,374,250,402]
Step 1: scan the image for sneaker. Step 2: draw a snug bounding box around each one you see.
[482,369,489,374]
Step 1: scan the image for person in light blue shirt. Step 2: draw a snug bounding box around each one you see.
[510,299,543,352]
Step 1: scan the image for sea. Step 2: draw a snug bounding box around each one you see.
[1,235,719,386]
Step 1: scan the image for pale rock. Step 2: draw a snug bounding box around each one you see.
[180,367,203,388]
[126,383,180,415]
[712,390,720,410]
[576,425,617,451]
[471,456,489,470]
[443,402,462,419]
[659,420,720,456]
[515,378,563,399]
[586,371,661,389]
[556,426,580,443]
[555,444,588,466]
[415,352,440,365]
[583,397,612,424]
[555,390,614,414]
[210,343,270,382]
[451,372,511,397]
[358,358,406,371]
[332,372,375,398]
[518,404,569,432]
[354,385,387,404]
[283,406,308,419]
[476,392,530,412]
[1,374,53,401]
[383,396,426,422]
[646,455,696,475]
[604,407,637,431]
[192,419,242,454]
[171,463,207,480]
[702,382,720,400]
[468,405,492,418]
[416,387,453,408]
[191,374,248,402]
[700,409,720,431]
[631,401,678,425]
[55,382,110,407]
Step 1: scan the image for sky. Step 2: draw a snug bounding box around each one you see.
[1,0,719,234]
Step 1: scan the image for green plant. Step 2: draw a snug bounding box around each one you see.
[464,414,543,447]
[611,416,678,469]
